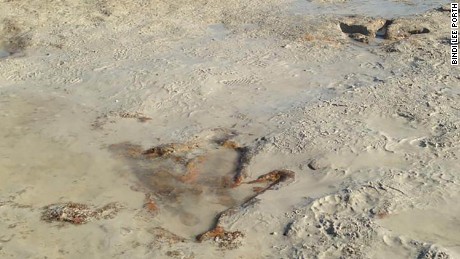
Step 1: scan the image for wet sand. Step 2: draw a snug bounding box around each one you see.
[1,0,459,258]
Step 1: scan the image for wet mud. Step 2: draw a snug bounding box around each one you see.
[109,132,296,246]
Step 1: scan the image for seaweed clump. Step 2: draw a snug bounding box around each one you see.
[196,226,244,249]
[41,202,122,224]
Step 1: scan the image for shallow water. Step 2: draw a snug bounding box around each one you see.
[110,141,260,239]
[291,0,451,18]
[0,93,147,257]
[0,91,261,245]
[0,93,132,206]
[0,49,9,59]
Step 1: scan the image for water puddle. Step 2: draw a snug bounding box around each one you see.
[0,48,10,59]
[0,91,295,252]
[0,93,151,257]
[109,138,295,240]
[291,0,451,18]
[0,92,132,206]
[207,23,228,41]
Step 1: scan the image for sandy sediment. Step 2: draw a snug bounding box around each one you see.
[0,0,459,258]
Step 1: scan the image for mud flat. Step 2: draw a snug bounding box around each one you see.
[0,0,459,258]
